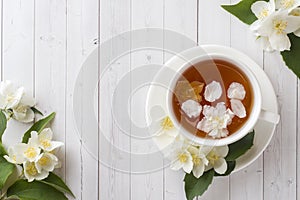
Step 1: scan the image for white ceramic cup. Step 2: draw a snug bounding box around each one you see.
[166,53,280,146]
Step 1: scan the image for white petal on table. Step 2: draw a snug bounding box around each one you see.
[181,99,202,118]
[227,82,246,100]
[230,99,246,118]
[204,81,222,102]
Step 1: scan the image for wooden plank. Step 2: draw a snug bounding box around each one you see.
[99,0,131,198]
[65,1,83,199]
[34,0,67,179]
[198,1,230,199]
[130,0,164,199]
[230,159,263,200]
[66,0,99,199]
[1,0,34,146]
[1,1,34,196]
[164,0,197,199]
[229,0,264,199]
[198,0,230,45]
[263,52,297,200]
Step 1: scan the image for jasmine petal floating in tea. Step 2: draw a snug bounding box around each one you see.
[227,82,246,100]
[204,81,222,102]
[230,99,246,118]
[181,99,202,118]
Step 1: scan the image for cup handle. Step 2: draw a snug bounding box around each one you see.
[259,109,280,124]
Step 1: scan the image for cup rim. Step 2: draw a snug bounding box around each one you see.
[166,53,262,146]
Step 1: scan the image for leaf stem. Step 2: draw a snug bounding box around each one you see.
[0,191,6,200]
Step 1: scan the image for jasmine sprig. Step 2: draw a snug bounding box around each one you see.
[222,0,300,78]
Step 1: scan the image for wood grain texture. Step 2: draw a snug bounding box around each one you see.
[263,52,297,200]
[34,0,67,178]
[99,0,131,199]
[66,0,99,199]
[130,0,164,199]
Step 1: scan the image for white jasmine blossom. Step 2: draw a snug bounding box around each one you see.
[24,161,49,182]
[189,146,209,178]
[4,144,27,164]
[276,0,300,12]
[227,82,246,100]
[23,132,41,162]
[290,8,300,36]
[0,80,37,123]
[36,128,64,152]
[250,0,276,32]
[201,146,229,174]
[35,152,59,173]
[253,10,300,51]
[204,81,222,102]
[12,93,36,123]
[251,0,275,20]
[230,99,247,118]
[197,103,234,139]
[150,116,177,138]
[0,81,24,109]
[168,139,193,173]
[4,128,64,182]
[181,99,202,118]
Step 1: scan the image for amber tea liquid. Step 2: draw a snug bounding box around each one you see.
[172,59,254,138]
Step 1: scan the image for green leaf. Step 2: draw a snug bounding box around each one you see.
[5,195,20,199]
[0,143,7,156]
[0,110,7,142]
[22,112,56,143]
[226,130,255,161]
[214,161,236,176]
[31,107,44,116]
[281,34,300,79]
[41,172,75,198]
[0,157,15,190]
[5,195,20,200]
[7,180,67,200]
[221,0,264,25]
[184,170,214,200]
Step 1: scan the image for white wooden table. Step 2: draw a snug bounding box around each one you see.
[1,0,298,199]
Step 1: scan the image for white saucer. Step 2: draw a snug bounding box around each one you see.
[145,45,279,172]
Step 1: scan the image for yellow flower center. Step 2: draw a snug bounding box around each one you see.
[6,94,15,103]
[259,8,269,19]
[161,116,174,130]
[12,155,17,162]
[178,153,188,163]
[213,116,221,122]
[280,0,295,8]
[209,116,225,128]
[273,19,288,34]
[192,154,201,166]
[291,9,300,16]
[14,105,27,113]
[41,140,51,149]
[26,162,38,176]
[207,152,219,165]
[38,156,50,166]
[24,147,37,159]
